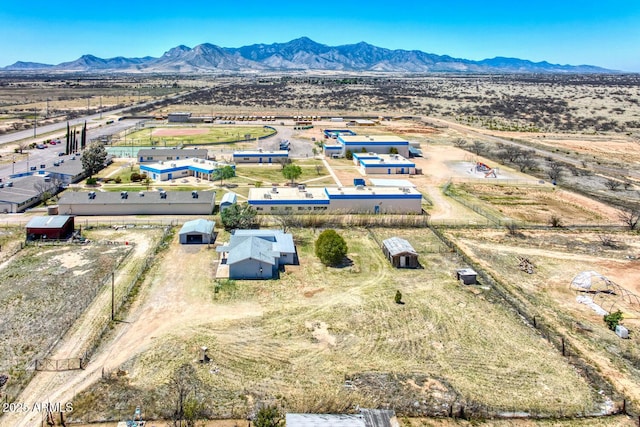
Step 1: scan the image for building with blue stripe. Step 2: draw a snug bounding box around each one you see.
[323,134,410,158]
[140,158,234,182]
[232,150,289,164]
[248,185,422,214]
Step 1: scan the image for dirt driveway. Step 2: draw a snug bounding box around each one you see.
[6,233,262,427]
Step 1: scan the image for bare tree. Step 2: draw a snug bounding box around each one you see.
[453,138,467,148]
[604,179,622,191]
[618,205,640,230]
[548,215,563,228]
[547,161,563,182]
[513,150,537,172]
[598,234,619,248]
[470,140,486,156]
[168,363,203,427]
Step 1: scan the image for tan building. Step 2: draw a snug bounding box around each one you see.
[58,190,215,215]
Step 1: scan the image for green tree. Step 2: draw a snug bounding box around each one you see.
[389,146,399,155]
[395,290,403,304]
[604,310,624,331]
[215,165,235,185]
[315,229,348,266]
[220,203,257,230]
[81,142,108,178]
[254,405,283,427]
[282,163,302,185]
[345,149,353,160]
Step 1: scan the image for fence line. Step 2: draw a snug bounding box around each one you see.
[428,224,626,418]
[79,225,173,363]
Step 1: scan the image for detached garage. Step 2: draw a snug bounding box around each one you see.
[382,237,418,268]
[26,215,75,240]
[179,219,215,244]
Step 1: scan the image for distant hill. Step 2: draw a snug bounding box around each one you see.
[2,37,616,74]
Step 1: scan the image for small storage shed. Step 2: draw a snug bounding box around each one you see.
[26,215,74,240]
[382,237,418,268]
[456,268,478,285]
[616,324,629,339]
[178,219,215,244]
[219,192,237,212]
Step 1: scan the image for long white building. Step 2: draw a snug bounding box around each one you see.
[323,134,410,158]
[248,186,423,214]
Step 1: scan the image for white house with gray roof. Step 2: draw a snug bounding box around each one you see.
[216,229,296,279]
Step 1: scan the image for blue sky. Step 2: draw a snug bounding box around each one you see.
[1,0,639,71]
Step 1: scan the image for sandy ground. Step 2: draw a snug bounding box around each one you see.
[5,233,262,426]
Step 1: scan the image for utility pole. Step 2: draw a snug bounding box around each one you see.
[87,98,90,116]
[33,107,37,138]
[111,272,115,321]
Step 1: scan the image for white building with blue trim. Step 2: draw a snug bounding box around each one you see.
[140,158,234,182]
[323,134,410,158]
[352,153,416,175]
[232,150,289,164]
[248,185,422,214]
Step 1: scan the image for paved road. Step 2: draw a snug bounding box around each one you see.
[0,119,143,182]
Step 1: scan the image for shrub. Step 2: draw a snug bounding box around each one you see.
[345,150,353,160]
[315,229,348,266]
[130,172,141,182]
[604,310,623,331]
[86,177,98,185]
[114,176,122,184]
[395,290,403,304]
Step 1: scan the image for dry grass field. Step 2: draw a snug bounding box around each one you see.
[0,238,132,397]
[2,74,640,426]
[446,182,621,226]
[59,227,609,423]
[446,229,640,409]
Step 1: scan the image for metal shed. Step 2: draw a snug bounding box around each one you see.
[220,192,237,212]
[456,268,478,285]
[382,237,418,268]
[178,219,215,244]
[26,215,75,240]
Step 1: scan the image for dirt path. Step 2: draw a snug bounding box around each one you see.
[7,233,262,426]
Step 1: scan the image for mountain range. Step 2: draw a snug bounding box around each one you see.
[2,37,614,74]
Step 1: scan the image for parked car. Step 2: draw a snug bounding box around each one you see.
[36,144,46,149]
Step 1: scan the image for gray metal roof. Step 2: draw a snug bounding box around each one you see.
[179,219,215,235]
[225,236,278,265]
[286,410,395,427]
[456,268,477,276]
[26,215,73,229]
[286,413,366,427]
[58,190,216,205]
[44,156,85,176]
[233,229,295,254]
[382,237,417,256]
[0,176,43,203]
[220,192,237,205]
[137,148,208,158]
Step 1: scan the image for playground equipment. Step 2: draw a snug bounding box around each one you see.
[476,162,497,178]
[126,406,144,427]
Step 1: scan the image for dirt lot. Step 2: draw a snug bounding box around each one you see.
[1,227,165,427]
[450,183,622,225]
[21,227,608,425]
[447,229,640,410]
